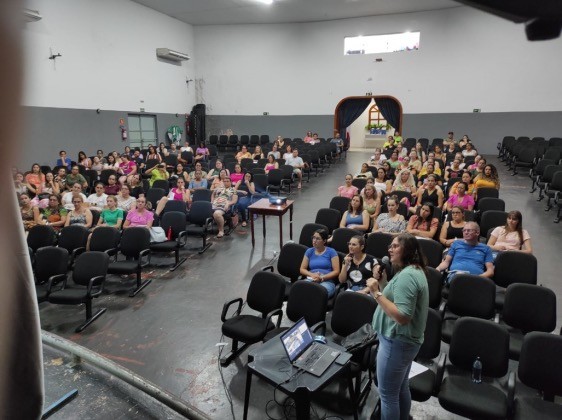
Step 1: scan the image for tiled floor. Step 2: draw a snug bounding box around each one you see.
[41,150,561,419]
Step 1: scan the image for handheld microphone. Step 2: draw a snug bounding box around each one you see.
[378,256,390,276]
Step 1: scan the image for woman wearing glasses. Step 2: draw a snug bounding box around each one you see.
[439,205,467,250]
[338,235,377,294]
[367,233,429,420]
[299,229,341,298]
[64,196,93,228]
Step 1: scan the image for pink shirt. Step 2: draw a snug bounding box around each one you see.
[230,172,244,184]
[338,185,359,199]
[126,209,154,227]
[119,161,136,175]
[446,194,475,210]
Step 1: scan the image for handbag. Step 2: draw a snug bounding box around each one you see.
[149,226,167,243]
[341,323,376,353]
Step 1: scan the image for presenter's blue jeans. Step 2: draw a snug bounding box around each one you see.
[376,335,421,420]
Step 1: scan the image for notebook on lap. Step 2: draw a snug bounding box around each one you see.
[280,318,340,377]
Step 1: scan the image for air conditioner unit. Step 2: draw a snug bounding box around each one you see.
[156,48,190,62]
[23,8,42,22]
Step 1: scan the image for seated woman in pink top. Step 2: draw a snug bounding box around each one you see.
[230,164,245,184]
[154,177,191,217]
[123,197,154,228]
[487,210,532,254]
[264,154,279,173]
[444,181,475,212]
[118,154,137,185]
[337,174,359,199]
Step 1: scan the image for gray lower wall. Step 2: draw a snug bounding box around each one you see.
[20,106,186,169]
[20,107,562,169]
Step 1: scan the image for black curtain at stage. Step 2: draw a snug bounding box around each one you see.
[375,98,401,131]
[337,98,372,142]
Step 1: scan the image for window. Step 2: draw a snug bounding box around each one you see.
[128,114,157,149]
[368,104,387,129]
[344,31,420,55]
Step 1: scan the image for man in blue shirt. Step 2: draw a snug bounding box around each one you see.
[436,221,494,282]
[56,150,72,170]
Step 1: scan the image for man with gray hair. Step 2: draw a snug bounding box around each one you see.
[436,221,494,282]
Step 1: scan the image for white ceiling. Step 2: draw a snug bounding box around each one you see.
[131,0,461,26]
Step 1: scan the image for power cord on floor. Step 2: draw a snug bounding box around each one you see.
[217,333,236,420]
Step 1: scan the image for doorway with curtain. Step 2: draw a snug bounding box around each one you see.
[333,96,403,149]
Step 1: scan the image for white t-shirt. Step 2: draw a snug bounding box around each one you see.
[61,192,88,210]
[285,155,304,168]
[87,193,108,211]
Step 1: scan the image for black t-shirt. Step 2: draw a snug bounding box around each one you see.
[345,255,376,289]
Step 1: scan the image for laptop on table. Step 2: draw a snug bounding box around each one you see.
[280,318,341,377]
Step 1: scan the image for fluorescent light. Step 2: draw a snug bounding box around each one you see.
[256,0,274,4]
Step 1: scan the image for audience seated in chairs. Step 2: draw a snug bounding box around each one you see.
[338,235,378,294]
[487,210,532,257]
[64,195,93,228]
[361,184,381,224]
[406,203,439,239]
[436,221,494,283]
[371,195,407,235]
[299,228,340,298]
[154,177,190,218]
[211,177,238,239]
[339,194,370,233]
[234,172,255,227]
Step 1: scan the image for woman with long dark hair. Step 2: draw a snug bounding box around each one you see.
[487,210,532,254]
[406,202,439,239]
[368,233,429,420]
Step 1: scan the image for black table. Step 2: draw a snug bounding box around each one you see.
[243,334,357,420]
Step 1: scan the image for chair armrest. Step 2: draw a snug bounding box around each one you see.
[434,352,447,395]
[177,231,188,247]
[139,249,151,267]
[221,297,243,322]
[87,275,106,297]
[104,248,119,258]
[494,312,500,323]
[261,265,274,272]
[438,301,447,317]
[71,247,86,260]
[265,307,283,329]
[47,273,68,293]
[507,370,515,417]
[310,321,326,336]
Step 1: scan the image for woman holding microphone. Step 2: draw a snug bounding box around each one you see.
[368,233,429,420]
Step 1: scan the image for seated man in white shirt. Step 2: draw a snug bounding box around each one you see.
[284,148,305,189]
[86,182,108,212]
[61,183,89,210]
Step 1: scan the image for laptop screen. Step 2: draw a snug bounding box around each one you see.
[280,318,313,362]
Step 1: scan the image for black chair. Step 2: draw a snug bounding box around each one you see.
[440,274,496,343]
[530,158,555,193]
[514,332,562,419]
[149,212,188,271]
[160,199,187,217]
[511,146,537,175]
[192,188,212,202]
[493,251,537,309]
[537,164,562,201]
[266,169,289,195]
[298,223,328,248]
[351,178,367,191]
[220,271,285,367]
[417,239,443,268]
[152,179,170,194]
[329,196,351,216]
[426,267,444,309]
[47,251,110,332]
[34,247,69,303]
[89,227,121,256]
[479,210,508,241]
[365,232,392,259]
[329,291,378,406]
[330,227,361,254]
[185,201,213,254]
[208,135,218,146]
[218,134,228,151]
[314,208,341,234]
[58,225,89,265]
[262,242,307,299]
[263,281,328,341]
[27,225,57,256]
[146,188,166,210]
[437,317,513,420]
[544,170,562,210]
[227,134,239,150]
[475,187,499,203]
[107,227,151,297]
[501,284,556,360]
[409,308,445,402]
[476,197,505,220]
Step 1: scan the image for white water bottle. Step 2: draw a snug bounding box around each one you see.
[472,356,482,383]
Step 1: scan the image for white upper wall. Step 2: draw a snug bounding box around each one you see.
[23,0,195,113]
[194,7,562,115]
